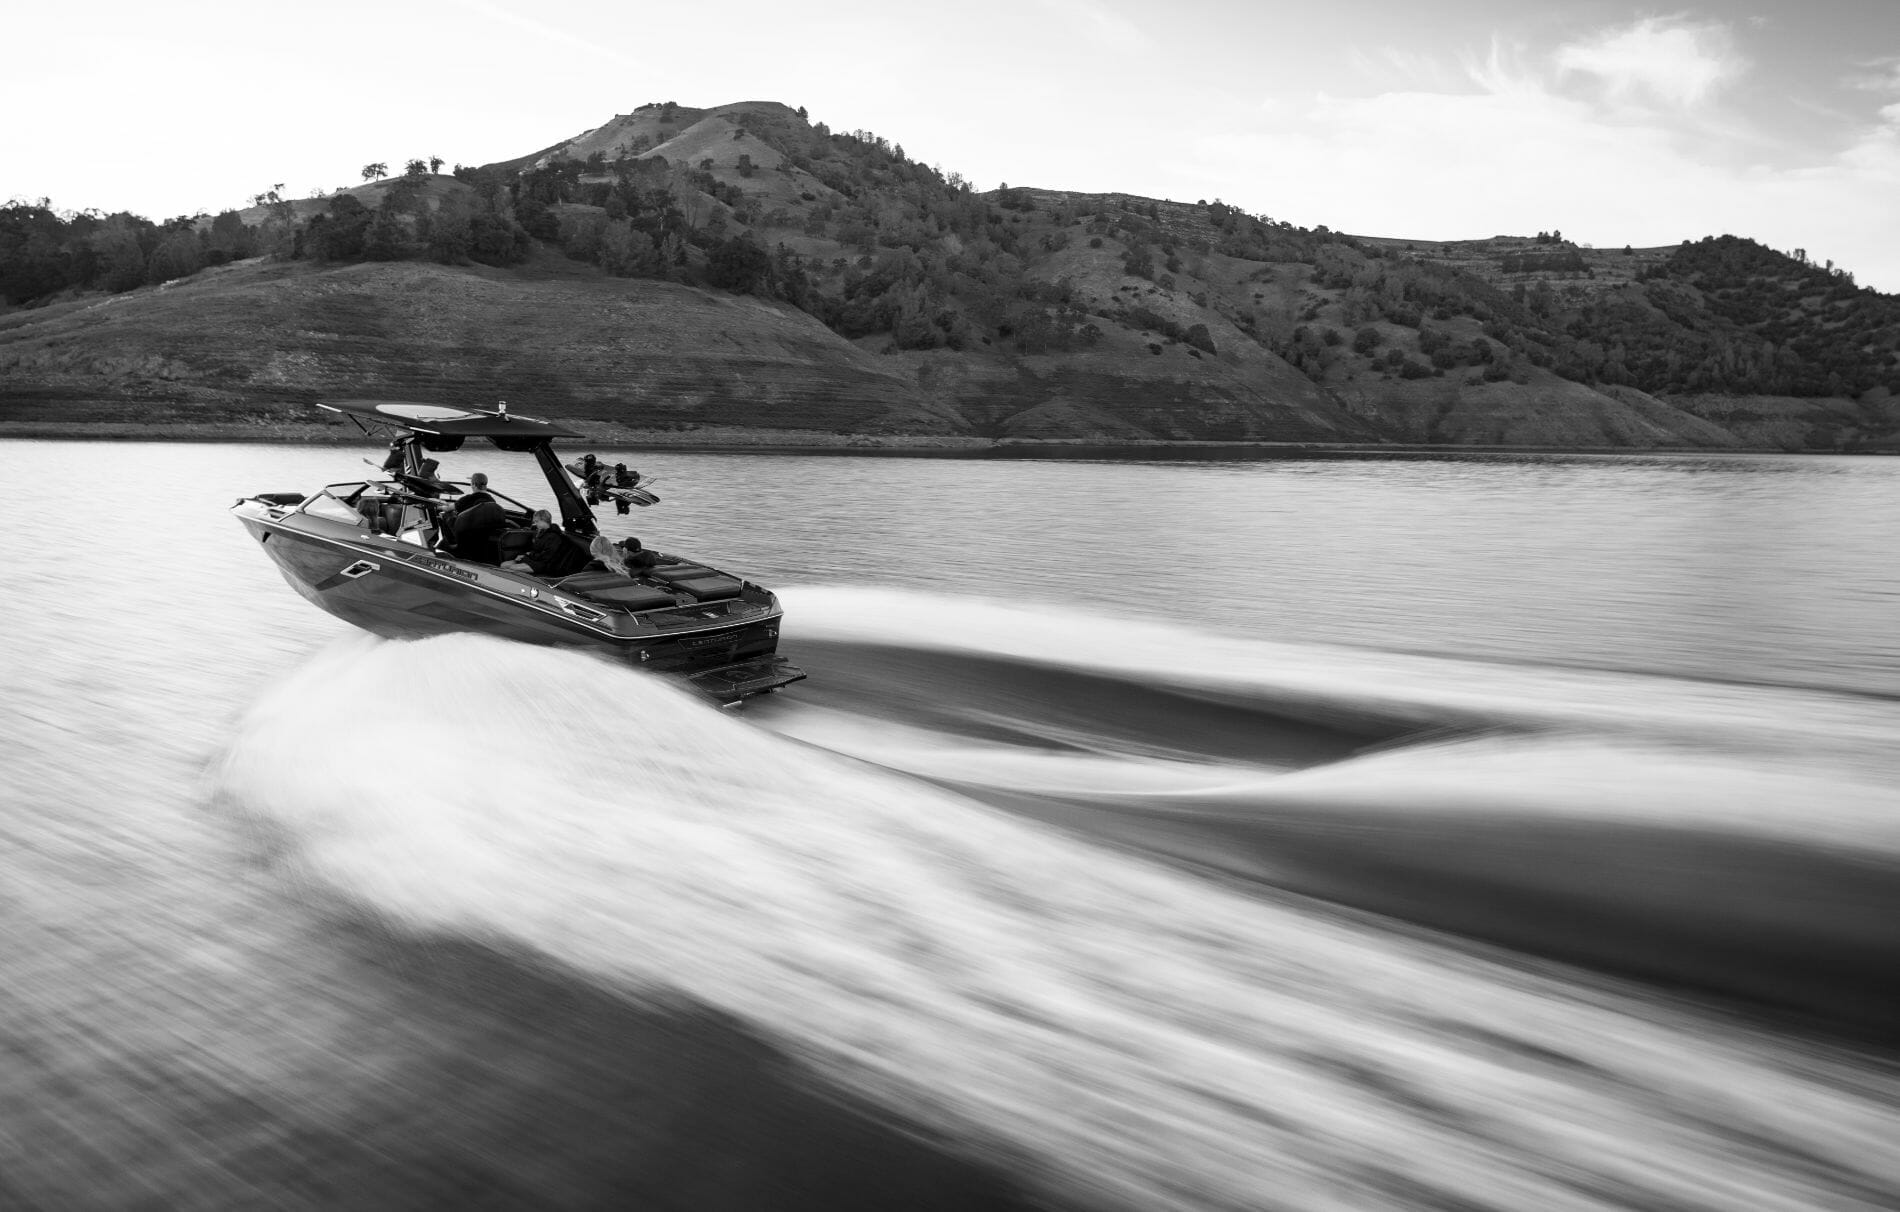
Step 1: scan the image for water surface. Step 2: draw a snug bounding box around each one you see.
[3,440,1898,1210]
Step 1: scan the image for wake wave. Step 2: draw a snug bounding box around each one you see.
[215,606,1900,1211]
[775,586,1900,766]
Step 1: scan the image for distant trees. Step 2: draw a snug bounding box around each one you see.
[206,210,253,263]
[362,210,407,261]
[361,162,388,183]
[1500,250,1585,274]
[466,200,528,265]
[306,194,372,261]
[146,226,202,284]
[597,221,663,277]
[92,217,150,293]
[707,234,771,292]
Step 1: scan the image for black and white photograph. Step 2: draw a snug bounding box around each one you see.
[3,1,1898,1208]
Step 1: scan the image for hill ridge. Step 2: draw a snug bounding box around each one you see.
[2,100,1897,450]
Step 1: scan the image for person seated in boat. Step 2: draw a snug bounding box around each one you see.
[618,535,659,573]
[452,471,496,512]
[446,472,508,563]
[588,533,658,576]
[501,510,590,578]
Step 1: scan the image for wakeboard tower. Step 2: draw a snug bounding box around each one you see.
[231,399,805,703]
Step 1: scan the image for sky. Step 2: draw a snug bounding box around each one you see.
[5,0,1898,289]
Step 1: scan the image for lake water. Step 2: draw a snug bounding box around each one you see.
[3,439,1899,1210]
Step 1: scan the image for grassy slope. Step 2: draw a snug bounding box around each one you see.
[0,253,962,437]
[0,235,1840,448]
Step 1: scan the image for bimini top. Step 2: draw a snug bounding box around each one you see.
[318,399,584,442]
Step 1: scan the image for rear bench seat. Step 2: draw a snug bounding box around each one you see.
[553,571,680,611]
[643,564,744,602]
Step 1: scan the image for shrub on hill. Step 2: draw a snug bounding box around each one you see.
[306,195,372,261]
[1500,250,1586,274]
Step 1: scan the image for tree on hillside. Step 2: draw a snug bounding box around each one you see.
[466,192,529,266]
[91,218,149,293]
[429,155,443,174]
[246,185,297,255]
[362,209,407,261]
[598,219,663,278]
[361,162,388,183]
[146,228,202,284]
[425,195,473,264]
[205,210,253,263]
[0,201,75,303]
[306,194,372,261]
[707,234,772,293]
[404,159,428,181]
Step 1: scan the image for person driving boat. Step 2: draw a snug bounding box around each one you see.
[445,471,508,563]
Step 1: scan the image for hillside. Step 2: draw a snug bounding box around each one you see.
[0,253,969,438]
[4,101,1899,450]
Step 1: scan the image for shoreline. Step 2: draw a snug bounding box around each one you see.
[0,420,1863,458]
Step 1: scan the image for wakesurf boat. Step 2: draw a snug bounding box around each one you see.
[231,399,805,702]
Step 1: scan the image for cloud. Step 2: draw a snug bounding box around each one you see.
[1030,0,1145,52]
[1348,45,1459,91]
[1554,16,1744,107]
[450,0,642,67]
[1168,38,1900,291]
[1849,56,1900,92]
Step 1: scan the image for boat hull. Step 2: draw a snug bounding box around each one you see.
[236,510,803,699]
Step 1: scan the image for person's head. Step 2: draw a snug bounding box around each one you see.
[614,463,626,472]
[531,509,553,530]
[619,536,643,553]
[469,472,488,490]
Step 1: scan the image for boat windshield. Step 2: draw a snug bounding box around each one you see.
[300,483,369,524]
[298,477,539,550]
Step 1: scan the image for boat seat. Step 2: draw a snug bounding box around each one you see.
[360,500,405,535]
[645,565,744,602]
[496,527,534,562]
[553,571,679,612]
[555,571,633,592]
